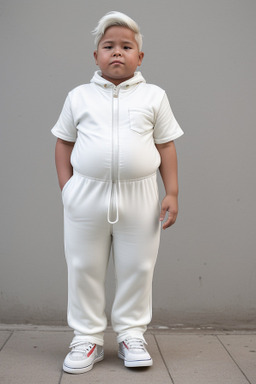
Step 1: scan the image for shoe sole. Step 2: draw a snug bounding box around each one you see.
[118,351,153,367]
[63,352,104,374]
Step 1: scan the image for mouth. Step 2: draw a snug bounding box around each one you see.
[110,61,124,65]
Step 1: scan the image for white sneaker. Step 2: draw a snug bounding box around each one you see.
[118,337,153,367]
[63,341,104,374]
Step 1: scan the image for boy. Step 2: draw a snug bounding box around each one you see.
[51,11,183,374]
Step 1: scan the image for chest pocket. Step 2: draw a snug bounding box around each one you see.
[128,108,154,135]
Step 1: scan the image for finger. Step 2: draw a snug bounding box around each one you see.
[159,206,168,221]
[162,211,177,229]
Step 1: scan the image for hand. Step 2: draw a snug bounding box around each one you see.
[159,195,178,230]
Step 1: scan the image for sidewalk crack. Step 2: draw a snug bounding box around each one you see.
[0,331,14,352]
[216,335,252,384]
[58,370,64,384]
[154,334,175,383]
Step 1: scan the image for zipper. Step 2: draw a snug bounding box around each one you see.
[112,86,119,182]
[107,86,120,224]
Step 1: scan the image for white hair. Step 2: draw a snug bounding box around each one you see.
[92,11,143,51]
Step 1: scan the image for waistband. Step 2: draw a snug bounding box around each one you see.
[73,170,157,224]
[73,170,157,183]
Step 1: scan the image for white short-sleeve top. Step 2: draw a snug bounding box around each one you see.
[51,71,184,181]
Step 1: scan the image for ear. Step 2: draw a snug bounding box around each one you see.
[93,51,98,65]
[137,52,144,67]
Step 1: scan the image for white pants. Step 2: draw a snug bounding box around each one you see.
[62,170,161,346]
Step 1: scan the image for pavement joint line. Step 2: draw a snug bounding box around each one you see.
[216,335,252,384]
[153,334,175,384]
[0,331,14,352]
[0,324,256,334]
[58,370,64,384]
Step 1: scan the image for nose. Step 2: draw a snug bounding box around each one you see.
[113,49,121,57]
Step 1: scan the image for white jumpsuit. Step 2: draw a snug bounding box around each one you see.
[51,71,183,345]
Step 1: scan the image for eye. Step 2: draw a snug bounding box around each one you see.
[104,46,112,49]
[124,46,132,50]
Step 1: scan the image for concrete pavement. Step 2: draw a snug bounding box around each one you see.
[0,325,255,384]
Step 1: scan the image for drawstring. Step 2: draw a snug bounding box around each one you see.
[107,181,120,224]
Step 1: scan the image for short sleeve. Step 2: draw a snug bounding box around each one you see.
[51,94,77,142]
[153,93,184,144]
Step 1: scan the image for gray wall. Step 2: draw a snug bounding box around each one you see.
[0,0,255,328]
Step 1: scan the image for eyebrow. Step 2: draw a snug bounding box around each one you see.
[101,40,135,45]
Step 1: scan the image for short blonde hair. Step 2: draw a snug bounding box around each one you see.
[92,11,143,51]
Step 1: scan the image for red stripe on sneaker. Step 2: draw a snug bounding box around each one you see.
[123,342,129,350]
[87,344,96,357]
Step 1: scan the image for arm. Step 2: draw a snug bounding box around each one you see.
[55,138,74,191]
[155,141,179,230]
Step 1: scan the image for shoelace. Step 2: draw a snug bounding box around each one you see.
[124,338,146,351]
[69,341,94,353]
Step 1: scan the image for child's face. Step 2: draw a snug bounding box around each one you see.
[94,26,144,86]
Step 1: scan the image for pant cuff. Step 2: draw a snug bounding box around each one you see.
[117,331,146,344]
[72,333,104,346]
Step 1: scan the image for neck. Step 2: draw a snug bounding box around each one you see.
[100,74,135,86]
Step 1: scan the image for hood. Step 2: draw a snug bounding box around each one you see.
[90,70,146,88]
